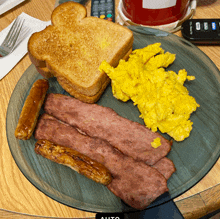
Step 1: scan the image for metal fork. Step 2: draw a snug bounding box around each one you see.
[0,16,25,57]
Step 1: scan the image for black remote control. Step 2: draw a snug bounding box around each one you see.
[181,19,220,44]
[91,0,115,22]
[58,0,89,5]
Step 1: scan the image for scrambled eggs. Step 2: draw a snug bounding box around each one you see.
[99,43,200,141]
[151,137,161,148]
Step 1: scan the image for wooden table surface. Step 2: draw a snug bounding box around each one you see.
[0,0,220,218]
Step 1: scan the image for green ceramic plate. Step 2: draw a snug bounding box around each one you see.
[6,28,220,213]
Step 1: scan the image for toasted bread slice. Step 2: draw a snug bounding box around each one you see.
[34,47,132,103]
[28,2,133,102]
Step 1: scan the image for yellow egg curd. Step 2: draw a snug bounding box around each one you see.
[99,43,200,141]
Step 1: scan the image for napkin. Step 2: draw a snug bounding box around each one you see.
[0,0,26,16]
[0,13,51,80]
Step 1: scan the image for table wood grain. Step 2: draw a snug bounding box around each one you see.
[0,0,219,218]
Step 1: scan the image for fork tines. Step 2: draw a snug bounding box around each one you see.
[3,16,24,47]
[0,16,25,57]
